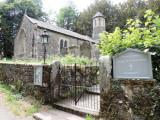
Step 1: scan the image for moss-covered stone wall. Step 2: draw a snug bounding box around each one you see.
[0,62,98,105]
[100,79,160,120]
[99,55,160,120]
[0,63,51,103]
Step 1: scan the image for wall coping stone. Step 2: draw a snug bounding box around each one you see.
[113,79,156,82]
[0,63,51,67]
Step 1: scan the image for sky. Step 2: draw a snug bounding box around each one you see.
[42,0,127,19]
[0,0,127,18]
[42,0,127,15]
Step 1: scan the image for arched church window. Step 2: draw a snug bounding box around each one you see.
[99,18,101,26]
[60,39,63,49]
[17,29,26,57]
[64,40,67,48]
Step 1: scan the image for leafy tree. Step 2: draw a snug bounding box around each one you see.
[56,4,78,31]
[0,0,46,58]
[74,0,160,37]
[75,0,116,36]
[147,0,160,15]
[98,9,160,81]
[98,9,159,55]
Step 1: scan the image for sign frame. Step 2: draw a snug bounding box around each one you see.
[34,65,43,86]
[113,48,153,79]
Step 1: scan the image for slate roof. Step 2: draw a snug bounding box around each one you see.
[93,12,104,18]
[25,15,96,43]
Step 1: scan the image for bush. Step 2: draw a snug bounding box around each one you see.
[0,54,94,65]
[86,114,93,120]
[98,9,160,82]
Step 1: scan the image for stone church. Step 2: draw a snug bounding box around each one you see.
[14,12,105,59]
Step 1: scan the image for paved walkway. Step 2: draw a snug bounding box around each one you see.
[0,92,85,120]
[0,92,33,120]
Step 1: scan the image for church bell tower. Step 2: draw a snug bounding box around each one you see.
[92,12,105,41]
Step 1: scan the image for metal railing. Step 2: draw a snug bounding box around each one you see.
[59,62,100,111]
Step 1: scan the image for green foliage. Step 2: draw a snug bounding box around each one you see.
[0,0,46,58]
[56,3,78,31]
[61,54,92,65]
[76,0,115,36]
[0,54,93,65]
[131,83,160,120]
[14,80,23,92]
[75,0,160,37]
[47,54,93,65]
[99,9,160,55]
[99,9,160,82]
[85,114,93,120]
[0,82,41,116]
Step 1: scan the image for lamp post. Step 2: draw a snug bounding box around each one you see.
[41,30,49,64]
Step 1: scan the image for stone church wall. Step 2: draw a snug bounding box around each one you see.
[14,16,96,59]
[33,28,93,58]
[14,16,35,58]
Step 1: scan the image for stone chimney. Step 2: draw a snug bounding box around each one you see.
[92,12,105,41]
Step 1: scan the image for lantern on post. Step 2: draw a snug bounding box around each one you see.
[41,30,49,64]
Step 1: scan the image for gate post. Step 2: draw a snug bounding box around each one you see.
[99,56,112,94]
[99,56,134,120]
[99,56,112,118]
[74,63,77,105]
[50,61,61,104]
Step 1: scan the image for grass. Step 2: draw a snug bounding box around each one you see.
[0,83,42,116]
[86,114,94,120]
[0,54,95,65]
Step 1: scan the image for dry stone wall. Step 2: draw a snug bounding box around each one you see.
[0,62,98,105]
[99,55,160,120]
[0,63,51,103]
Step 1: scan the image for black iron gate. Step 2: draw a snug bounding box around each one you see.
[59,62,100,111]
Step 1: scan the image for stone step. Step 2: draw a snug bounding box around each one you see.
[33,109,85,120]
[86,84,100,95]
[53,100,100,118]
[86,89,100,95]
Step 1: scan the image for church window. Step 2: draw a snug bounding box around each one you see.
[103,19,105,26]
[99,18,101,26]
[59,39,68,55]
[60,39,63,49]
[64,40,67,48]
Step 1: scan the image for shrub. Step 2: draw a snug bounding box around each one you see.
[0,54,94,65]
[86,114,93,120]
[98,9,160,82]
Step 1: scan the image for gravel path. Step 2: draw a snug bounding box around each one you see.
[0,92,34,120]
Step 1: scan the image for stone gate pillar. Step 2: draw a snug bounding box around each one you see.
[99,56,112,116]
[50,61,61,103]
[99,56,112,95]
[99,55,156,120]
